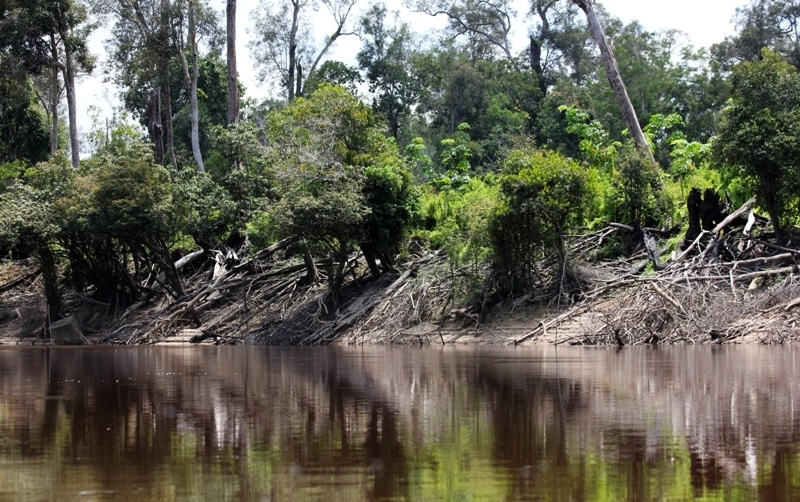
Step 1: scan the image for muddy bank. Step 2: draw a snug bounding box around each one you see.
[2,224,800,347]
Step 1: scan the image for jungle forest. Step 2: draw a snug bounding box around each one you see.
[2,0,800,346]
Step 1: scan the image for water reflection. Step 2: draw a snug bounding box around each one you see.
[0,346,799,500]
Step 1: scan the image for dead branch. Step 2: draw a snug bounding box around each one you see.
[712,196,756,234]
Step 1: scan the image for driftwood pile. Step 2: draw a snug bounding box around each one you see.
[0,264,47,341]
[4,190,799,347]
[96,236,309,344]
[84,236,454,345]
[250,250,452,345]
[516,196,800,345]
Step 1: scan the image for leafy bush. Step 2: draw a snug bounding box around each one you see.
[606,149,672,229]
[171,168,238,249]
[714,48,800,241]
[266,84,418,299]
[416,177,498,302]
[491,147,593,295]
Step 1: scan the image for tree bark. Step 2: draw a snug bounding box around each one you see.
[530,36,547,95]
[62,40,80,168]
[178,0,205,172]
[226,0,239,124]
[683,187,702,247]
[147,87,165,164]
[163,69,177,169]
[161,0,177,169]
[49,35,60,153]
[288,0,300,101]
[189,1,203,172]
[530,0,557,96]
[572,0,654,162]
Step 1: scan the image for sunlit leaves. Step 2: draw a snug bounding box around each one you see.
[714,48,800,239]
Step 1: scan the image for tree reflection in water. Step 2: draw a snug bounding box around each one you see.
[0,346,799,500]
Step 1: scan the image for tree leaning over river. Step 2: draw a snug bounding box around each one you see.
[572,0,653,164]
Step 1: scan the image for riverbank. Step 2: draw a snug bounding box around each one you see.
[2,225,799,347]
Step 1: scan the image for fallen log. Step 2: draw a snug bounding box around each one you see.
[232,236,299,273]
[514,303,593,345]
[305,269,414,344]
[0,270,39,294]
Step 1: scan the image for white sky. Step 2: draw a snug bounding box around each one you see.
[75,0,744,149]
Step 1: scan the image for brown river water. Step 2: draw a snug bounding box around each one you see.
[0,345,798,501]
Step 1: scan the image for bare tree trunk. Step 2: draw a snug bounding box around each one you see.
[573,0,653,162]
[62,40,80,168]
[162,0,177,169]
[295,62,303,98]
[147,87,165,164]
[179,0,205,172]
[530,0,556,97]
[226,0,239,124]
[189,1,203,172]
[49,35,60,153]
[163,71,177,169]
[288,0,300,101]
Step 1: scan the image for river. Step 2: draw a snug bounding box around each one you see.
[0,346,798,501]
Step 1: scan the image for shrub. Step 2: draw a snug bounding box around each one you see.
[491,147,593,295]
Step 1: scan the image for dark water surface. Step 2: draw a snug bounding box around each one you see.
[0,346,799,501]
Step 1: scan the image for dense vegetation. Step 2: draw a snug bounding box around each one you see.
[3,0,800,332]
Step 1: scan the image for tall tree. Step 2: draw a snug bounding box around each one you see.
[714,49,800,243]
[712,0,800,70]
[31,45,64,154]
[90,0,177,166]
[249,0,358,101]
[571,0,652,162]
[91,0,219,168]
[357,3,426,139]
[175,0,205,172]
[528,0,559,94]
[226,0,239,124]
[527,0,596,90]
[11,0,94,167]
[409,0,521,69]
[0,1,60,164]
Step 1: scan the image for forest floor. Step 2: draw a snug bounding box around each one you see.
[2,209,800,347]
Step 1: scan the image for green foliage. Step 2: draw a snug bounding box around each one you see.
[712,0,800,69]
[417,177,498,302]
[171,168,238,248]
[357,3,426,140]
[303,60,363,96]
[669,138,711,184]
[266,84,418,298]
[436,123,474,191]
[83,110,152,165]
[0,133,191,303]
[207,122,269,175]
[59,159,173,240]
[714,48,800,239]
[559,107,674,229]
[0,75,50,165]
[0,182,59,255]
[0,160,26,192]
[403,137,434,181]
[203,118,278,225]
[173,51,230,159]
[607,149,671,228]
[559,105,621,172]
[491,147,593,294]
[245,211,279,250]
